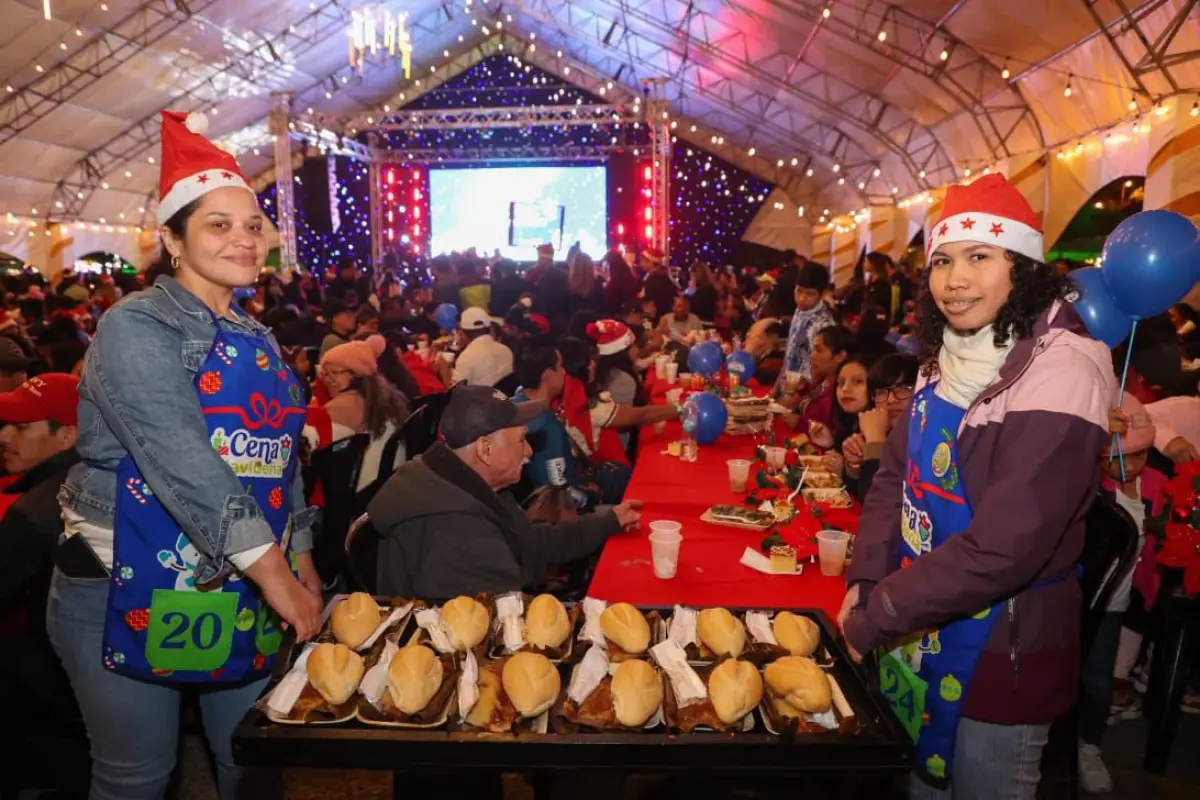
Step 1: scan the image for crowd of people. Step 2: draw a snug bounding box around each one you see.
[1,113,1199,800]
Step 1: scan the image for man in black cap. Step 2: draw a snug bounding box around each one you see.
[368,384,642,598]
[319,297,357,358]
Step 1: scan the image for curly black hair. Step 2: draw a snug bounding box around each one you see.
[915,250,1071,376]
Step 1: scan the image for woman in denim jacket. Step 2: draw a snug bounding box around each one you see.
[47,112,322,800]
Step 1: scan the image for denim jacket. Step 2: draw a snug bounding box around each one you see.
[58,276,316,585]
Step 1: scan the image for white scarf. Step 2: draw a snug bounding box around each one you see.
[935,325,1014,409]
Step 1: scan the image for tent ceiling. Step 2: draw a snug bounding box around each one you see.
[1,0,1197,229]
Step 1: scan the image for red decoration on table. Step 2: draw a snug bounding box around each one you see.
[1154,460,1200,596]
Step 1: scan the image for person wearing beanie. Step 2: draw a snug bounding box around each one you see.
[317,335,409,447]
[1077,392,1171,792]
[50,111,322,800]
[840,174,1116,797]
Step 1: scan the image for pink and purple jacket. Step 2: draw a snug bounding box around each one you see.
[844,301,1116,725]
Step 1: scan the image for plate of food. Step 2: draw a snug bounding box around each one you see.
[802,470,843,490]
[801,488,853,509]
[458,654,555,734]
[489,593,579,662]
[264,643,363,725]
[758,656,858,736]
[702,504,777,531]
[356,641,459,728]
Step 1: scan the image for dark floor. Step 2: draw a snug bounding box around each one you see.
[16,713,1200,799]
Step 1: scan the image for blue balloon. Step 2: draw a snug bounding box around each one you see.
[434,303,459,332]
[725,350,756,380]
[1069,267,1133,348]
[687,341,723,378]
[684,391,728,445]
[1100,210,1200,319]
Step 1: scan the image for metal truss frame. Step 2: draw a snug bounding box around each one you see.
[360,104,640,131]
[374,144,621,162]
[0,0,225,144]
[1081,0,1200,97]
[41,0,454,223]
[772,0,1043,163]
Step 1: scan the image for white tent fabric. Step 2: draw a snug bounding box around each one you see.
[742,189,811,253]
[1,0,1198,270]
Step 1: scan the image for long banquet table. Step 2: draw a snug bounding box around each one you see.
[586,419,857,619]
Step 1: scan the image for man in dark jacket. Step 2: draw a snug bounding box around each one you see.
[369,384,642,598]
[0,375,85,760]
[864,251,914,326]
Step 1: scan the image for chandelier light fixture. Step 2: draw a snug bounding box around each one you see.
[348,6,413,79]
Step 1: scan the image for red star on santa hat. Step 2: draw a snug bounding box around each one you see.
[938,224,949,236]
[960,218,976,230]
[220,171,234,180]
[196,174,209,184]
[990,222,1005,236]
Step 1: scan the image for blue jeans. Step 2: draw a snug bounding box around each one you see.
[907,717,1050,799]
[1079,611,1123,744]
[45,569,278,800]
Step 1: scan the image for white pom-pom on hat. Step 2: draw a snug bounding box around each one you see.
[184,112,209,136]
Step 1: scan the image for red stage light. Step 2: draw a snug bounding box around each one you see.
[644,225,652,239]
[413,206,421,219]
[643,207,652,221]
[387,170,395,184]
[617,223,625,235]
[643,166,652,181]
[413,224,421,236]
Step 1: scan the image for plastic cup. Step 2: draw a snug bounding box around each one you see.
[678,372,692,387]
[785,371,804,392]
[649,521,683,579]
[655,356,670,380]
[665,362,679,384]
[727,459,752,493]
[763,446,787,472]
[816,530,850,576]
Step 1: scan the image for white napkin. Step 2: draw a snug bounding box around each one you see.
[567,645,611,705]
[744,611,777,645]
[740,547,802,576]
[359,639,400,710]
[650,640,706,705]
[266,643,317,716]
[458,650,480,721]
[359,603,413,652]
[667,606,697,648]
[495,593,525,653]
[416,608,456,654]
[580,597,608,646]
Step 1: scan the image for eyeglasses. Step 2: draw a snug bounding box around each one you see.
[872,385,914,404]
[318,365,352,380]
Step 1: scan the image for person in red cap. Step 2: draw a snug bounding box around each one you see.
[840,174,1116,797]
[47,111,320,800]
[0,375,83,767]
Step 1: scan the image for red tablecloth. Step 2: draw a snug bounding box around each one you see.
[586,419,857,619]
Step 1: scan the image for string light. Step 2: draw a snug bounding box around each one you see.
[1191,100,1199,118]
[822,5,832,19]
[1001,60,1010,80]
[1128,97,1137,111]
[1063,74,1073,97]
[877,30,887,42]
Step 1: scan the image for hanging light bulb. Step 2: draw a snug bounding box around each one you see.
[1063,75,1073,97]
[940,48,949,62]
[1001,60,1010,80]
[822,5,832,19]
[1128,96,1138,111]
[1191,100,1199,118]
[877,30,887,42]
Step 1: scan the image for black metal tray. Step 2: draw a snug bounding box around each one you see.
[232,605,911,776]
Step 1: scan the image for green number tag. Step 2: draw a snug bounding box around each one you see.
[879,650,927,743]
[145,589,239,673]
[255,605,283,656]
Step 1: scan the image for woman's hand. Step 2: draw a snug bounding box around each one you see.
[823,451,845,476]
[808,420,834,449]
[858,407,890,444]
[842,433,866,467]
[294,550,323,601]
[245,548,322,642]
[1163,435,1200,464]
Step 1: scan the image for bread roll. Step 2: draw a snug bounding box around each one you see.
[465,668,502,728]
[501,652,561,718]
[773,611,821,657]
[525,594,571,650]
[697,607,746,658]
[708,658,763,725]
[387,644,444,714]
[330,593,381,648]
[764,656,832,713]
[440,596,489,651]
[599,603,650,655]
[610,659,663,727]
[306,643,365,706]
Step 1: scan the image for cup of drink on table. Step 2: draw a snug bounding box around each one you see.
[726,459,751,493]
[649,521,683,579]
[665,362,679,384]
[816,530,850,576]
[784,371,803,393]
[655,355,670,380]
[763,446,787,472]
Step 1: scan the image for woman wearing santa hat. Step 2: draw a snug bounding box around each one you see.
[48,111,321,799]
[839,174,1116,797]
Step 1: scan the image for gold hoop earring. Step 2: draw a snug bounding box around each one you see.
[170,255,181,270]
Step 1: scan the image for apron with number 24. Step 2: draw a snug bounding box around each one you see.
[878,382,998,788]
[102,309,306,683]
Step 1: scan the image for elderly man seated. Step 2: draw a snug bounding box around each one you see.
[368,384,641,599]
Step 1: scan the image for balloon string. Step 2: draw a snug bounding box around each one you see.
[1109,318,1139,482]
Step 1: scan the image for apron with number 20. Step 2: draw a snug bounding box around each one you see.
[878,382,998,788]
[102,309,307,683]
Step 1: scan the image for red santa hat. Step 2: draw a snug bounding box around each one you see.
[926,174,1043,264]
[157,111,254,225]
[586,319,635,356]
[642,247,666,265]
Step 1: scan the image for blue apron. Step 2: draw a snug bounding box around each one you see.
[102,310,307,683]
[878,383,995,787]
